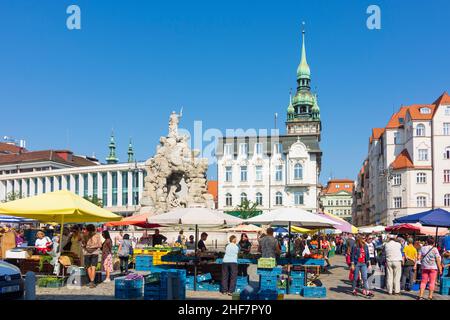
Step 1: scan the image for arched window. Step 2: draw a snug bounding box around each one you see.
[240,192,247,204]
[256,192,263,206]
[225,193,232,207]
[416,124,425,136]
[444,194,450,207]
[417,196,427,207]
[444,147,450,160]
[294,163,303,180]
[275,192,283,205]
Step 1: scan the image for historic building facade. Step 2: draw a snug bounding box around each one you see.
[216,29,322,212]
[319,179,354,222]
[352,92,450,226]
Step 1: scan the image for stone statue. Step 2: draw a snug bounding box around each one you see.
[140,112,215,215]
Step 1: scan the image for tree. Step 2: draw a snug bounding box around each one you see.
[83,195,103,207]
[234,199,260,220]
[3,191,24,203]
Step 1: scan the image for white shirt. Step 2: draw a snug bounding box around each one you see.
[384,240,403,262]
[35,237,51,248]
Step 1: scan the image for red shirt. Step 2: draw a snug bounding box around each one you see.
[357,247,366,263]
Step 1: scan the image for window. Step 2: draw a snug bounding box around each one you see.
[255,166,263,181]
[102,173,108,206]
[445,147,450,160]
[294,191,304,205]
[392,174,402,186]
[74,175,79,194]
[444,170,450,183]
[418,149,428,161]
[26,178,30,196]
[224,144,233,156]
[240,192,247,204]
[132,172,139,205]
[417,196,427,207]
[83,174,88,197]
[444,123,450,136]
[393,197,402,209]
[225,166,232,182]
[294,163,303,180]
[446,106,450,116]
[42,178,46,194]
[239,143,248,156]
[33,178,38,195]
[417,172,427,184]
[111,172,118,206]
[256,192,263,205]
[275,192,283,205]
[445,194,450,207]
[416,124,425,136]
[225,193,232,207]
[92,173,98,197]
[57,176,62,191]
[275,165,283,181]
[122,171,128,206]
[420,107,431,114]
[255,143,263,155]
[335,184,340,189]
[394,132,400,144]
[50,177,54,193]
[240,166,248,182]
[274,143,283,154]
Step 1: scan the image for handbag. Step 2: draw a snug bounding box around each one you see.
[404,258,415,267]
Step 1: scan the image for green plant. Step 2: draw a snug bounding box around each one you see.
[83,195,103,207]
[234,200,260,219]
[39,255,53,271]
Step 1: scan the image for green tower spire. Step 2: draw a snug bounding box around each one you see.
[297,23,311,90]
[127,138,134,163]
[287,90,295,119]
[311,93,320,120]
[106,131,119,164]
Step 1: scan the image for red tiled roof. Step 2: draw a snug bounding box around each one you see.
[369,128,385,143]
[390,149,414,170]
[433,92,450,106]
[207,180,218,201]
[386,106,408,129]
[0,150,98,167]
[406,104,436,121]
[0,142,26,155]
[323,179,354,194]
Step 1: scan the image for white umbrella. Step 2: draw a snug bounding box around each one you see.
[358,225,386,234]
[246,207,340,229]
[223,224,262,233]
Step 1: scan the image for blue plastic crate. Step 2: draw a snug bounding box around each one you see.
[258,289,278,300]
[257,267,282,276]
[115,277,143,290]
[302,286,327,298]
[196,273,212,282]
[440,286,450,295]
[240,291,258,300]
[115,288,142,299]
[288,288,303,295]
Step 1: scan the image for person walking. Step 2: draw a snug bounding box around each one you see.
[258,228,281,258]
[82,224,103,288]
[384,234,403,295]
[350,236,374,297]
[417,237,442,300]
[401,238,417,291]
[221,235,239,296]
[117,234,133,274]
[101,230,113,283]
[69,226,83,266]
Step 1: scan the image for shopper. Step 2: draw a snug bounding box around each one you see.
[238,233,252,254]
[69,225,83,265]
[101,230,113,282]
[176,230,186,245]
[186,235,195,250]
[258,228,281,258]
[118,233,133,274]
[198,232,208,252]
[321,235,332,267]
[114,230,124,246]
[35,231,53,254]
[221,235,239,296]
[82,224,103,288]
[401,238,417,291]
[350,236,374,297]
[417,237,442,300]
[366,236,377,267]
[152,229,167,246]
[384,234,403,295]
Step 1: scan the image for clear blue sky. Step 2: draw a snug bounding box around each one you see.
[1,0,449,184]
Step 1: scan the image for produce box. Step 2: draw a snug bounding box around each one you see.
[257,258,276,269]
[440,277,450,289]
[301,286,327,298]
[258,289,278,300]
[256,266,282,276]
[115,288,142,300]
[291,258,325,266]
[440,286,450,296]
[115,276,144,290]
[196,273,212,283]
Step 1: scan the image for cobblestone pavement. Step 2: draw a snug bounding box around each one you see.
[36,255,450,300]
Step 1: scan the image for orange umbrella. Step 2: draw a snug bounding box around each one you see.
[105,212,159,229]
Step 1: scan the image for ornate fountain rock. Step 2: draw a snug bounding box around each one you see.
[139,111,215,215]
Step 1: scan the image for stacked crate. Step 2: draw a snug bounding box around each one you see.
[143,269,186,300]
[195,273,220,291]
[235,276,250,293]
[257,266,282,300]
[135,255,153,271]
[289,270,305,295]
[440,277,450,296]
[301,286,327,298]
[114,276,143,300]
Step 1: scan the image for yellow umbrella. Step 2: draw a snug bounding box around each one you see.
[0,190,122,223]
[290,226,316,234]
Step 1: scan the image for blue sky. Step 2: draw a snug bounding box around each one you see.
[1,0,449,184]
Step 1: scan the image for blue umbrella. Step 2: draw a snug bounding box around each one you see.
[0,215,35,224]
[273,227,288,234]
[393,208,450,228]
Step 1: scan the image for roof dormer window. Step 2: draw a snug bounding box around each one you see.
[420,107,431,114]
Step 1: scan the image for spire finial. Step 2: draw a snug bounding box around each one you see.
[127,137,134,163]
[106,130,118,164]
[297,21,310,81]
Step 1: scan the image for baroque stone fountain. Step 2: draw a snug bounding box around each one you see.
[139,111,215,215]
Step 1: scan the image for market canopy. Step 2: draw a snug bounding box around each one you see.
[386,223,448,236]
[105,211,160,229]
[0,215,36,224]
[148,207,243,227]
[0,190,122,223]
[245,207,340,229]
[320,211,358,234]
[290,226,316,234]
[358,225,386,234]
[393,208,450,228]
[223,224,262,233]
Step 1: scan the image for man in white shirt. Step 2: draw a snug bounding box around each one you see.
[384,234,403,295]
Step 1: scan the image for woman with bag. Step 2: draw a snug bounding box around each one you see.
[350,236,374,297]
[417,237,442,300]
[117,233,132,274]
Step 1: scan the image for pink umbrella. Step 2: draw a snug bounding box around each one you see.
[317,212,354,233]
